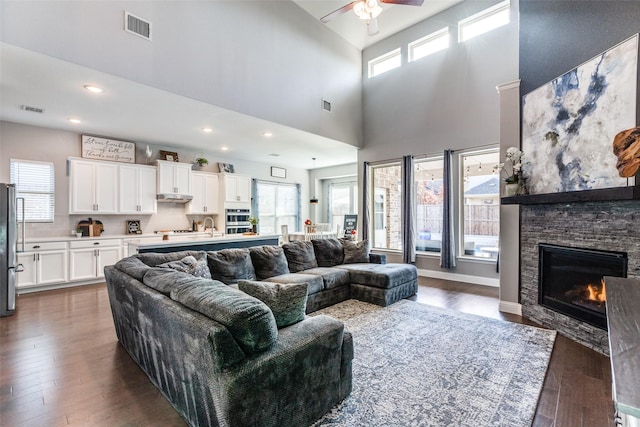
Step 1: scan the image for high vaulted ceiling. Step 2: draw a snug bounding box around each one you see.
[293,0,462,49]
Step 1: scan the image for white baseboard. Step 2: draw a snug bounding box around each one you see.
[499,301,522,316]
[17,280,104,295]
[417,269,499,287]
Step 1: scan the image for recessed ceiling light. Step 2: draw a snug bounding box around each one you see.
[221,146,229,151]
[83,85,103,93]
[263,131,273,137]
[202,127,213,133]
[68,118,81,124]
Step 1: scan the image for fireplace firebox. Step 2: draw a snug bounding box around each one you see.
[538,244,627,330]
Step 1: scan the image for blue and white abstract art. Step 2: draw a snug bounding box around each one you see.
[522,34,638,194]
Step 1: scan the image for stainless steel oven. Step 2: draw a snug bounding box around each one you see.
[225,208,250,234]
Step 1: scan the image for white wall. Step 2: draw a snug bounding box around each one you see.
[358,0,519,282]
[1,1,362,147]
[0,120,311,237]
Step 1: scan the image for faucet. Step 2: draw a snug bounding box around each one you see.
[203,217,215,237]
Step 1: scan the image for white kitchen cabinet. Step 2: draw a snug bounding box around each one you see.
[120,164,157,214]
[69,159,119,214]
[16,241,68,289]
[187,172,219,214]
[222,174,251,203]
[69,239,122,281]
[157,160,192,195]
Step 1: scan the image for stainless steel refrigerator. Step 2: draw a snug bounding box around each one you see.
[1,183,24,317]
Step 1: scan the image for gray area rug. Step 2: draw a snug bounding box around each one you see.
[311,299,556,427]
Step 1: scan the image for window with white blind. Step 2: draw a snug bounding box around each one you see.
[255,181,299,234]
[10,159,55,222]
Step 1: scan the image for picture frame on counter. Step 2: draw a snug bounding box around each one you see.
[159,150,179,162]
[270,166,286,178]
[126,220,142,234]
[81,135,135,163]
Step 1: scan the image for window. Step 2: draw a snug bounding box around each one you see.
[368,48,401,78]
[255,181,299,234]
[458,0,510,42]
[460,149,500,258]
[409,27,449,62]
[370,162,402,250]
[414,157,444,253]
[10,159,55,222]
[328,180,358,234]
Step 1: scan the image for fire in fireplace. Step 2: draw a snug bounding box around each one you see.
[538,244,627,329]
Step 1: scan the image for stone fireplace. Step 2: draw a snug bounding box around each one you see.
[520,200,640,355]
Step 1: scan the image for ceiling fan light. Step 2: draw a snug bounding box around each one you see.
[369,4,383,19]
[353,2,367,19]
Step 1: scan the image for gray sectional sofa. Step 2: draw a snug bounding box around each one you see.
[104,238,418,427]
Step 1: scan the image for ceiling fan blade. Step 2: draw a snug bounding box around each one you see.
[320,1,358,23]
[367,18,380,36]
[381,0,424,5]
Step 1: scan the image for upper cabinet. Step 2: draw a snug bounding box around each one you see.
[222,174,251,203]
[119,164,157,214]
[157,160,192,195]
[187,172,219,214]
[69,159,119,214]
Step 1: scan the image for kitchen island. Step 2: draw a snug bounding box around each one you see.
[127,233,280,254]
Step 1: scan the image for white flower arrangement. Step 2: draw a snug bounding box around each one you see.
[495,147,525,184]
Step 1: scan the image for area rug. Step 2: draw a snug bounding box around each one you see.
[311,299,556,427]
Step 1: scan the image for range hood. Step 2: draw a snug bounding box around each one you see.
[156,193,193,203]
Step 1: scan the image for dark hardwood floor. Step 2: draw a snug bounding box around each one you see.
[1,278,614,426]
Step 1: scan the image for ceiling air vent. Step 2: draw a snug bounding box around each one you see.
[322,99,332,112]
[124,11,152,41]
[21,105,44,114]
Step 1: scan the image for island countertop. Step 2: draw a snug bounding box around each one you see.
[127,233,280,254]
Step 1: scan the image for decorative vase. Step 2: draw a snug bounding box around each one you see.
[251,224,257,233]
[504,183,519,197]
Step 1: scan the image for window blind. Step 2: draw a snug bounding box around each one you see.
[10,159,55,222]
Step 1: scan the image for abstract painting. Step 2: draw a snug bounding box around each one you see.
[522,34,638,194]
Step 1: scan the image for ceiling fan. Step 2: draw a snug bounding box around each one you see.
[320,0,424,36]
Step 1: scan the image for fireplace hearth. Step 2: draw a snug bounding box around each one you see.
[538,244,627,330]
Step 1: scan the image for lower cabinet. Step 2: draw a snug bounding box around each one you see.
[16,242,68,289]
[69,239,122,281]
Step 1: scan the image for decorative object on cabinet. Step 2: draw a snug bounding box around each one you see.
[218,162,235,173]
[127,220,142,234]
[194,157,209,170]
[81,135,135,163]
[270,166,286,178]
[159,150,179,162]
[145,145,153,165]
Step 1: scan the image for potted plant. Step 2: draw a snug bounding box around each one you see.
[248,217,259,233]
[194,157,209,170]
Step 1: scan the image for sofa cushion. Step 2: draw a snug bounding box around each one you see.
[249,246,290,280]
[282,241,318,273]
[166,273,278,354]
[207,248,256,284]
[342,239,370,264]
[136,250,206,267]
[114,256,151,281]
[311,238,344,267]
[301,267,351,290]
[336,263,418,289]
[264,273,324,295]
[238,280,308,328]
[157,254,212,279]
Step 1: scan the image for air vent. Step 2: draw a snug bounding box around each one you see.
[124,11,152,40]
[21,105,44,114]
[322,99,332,112]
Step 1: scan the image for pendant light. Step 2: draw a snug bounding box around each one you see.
[310,157,319,204]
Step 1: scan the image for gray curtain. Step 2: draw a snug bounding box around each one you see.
[251,178,258,217]
[402,155,416,264]
[361,162,370,242]
[440,150,456,269]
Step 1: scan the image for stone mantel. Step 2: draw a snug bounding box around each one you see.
[502,185,639,205]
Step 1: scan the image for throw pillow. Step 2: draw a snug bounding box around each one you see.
[282,241,318,273]
[157,253,212,279]
[342,239,370,264]
[238,280,308,328]
[311,238,345,267]
[249,246,290,280]
[207,248,256,284]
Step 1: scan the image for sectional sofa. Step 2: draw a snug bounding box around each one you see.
[104,238,418,426]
